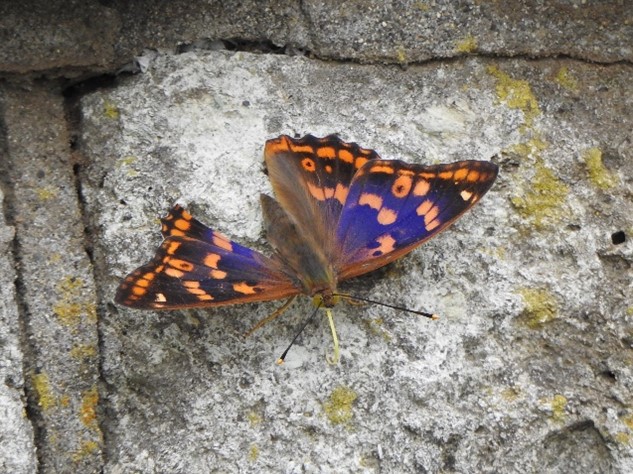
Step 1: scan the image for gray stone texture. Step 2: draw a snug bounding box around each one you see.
[0,1,631,473]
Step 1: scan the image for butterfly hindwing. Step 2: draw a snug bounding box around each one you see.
[115,206,300,309]
[335,159,499,280]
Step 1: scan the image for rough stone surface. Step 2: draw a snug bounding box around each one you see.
[0,2,631,473]
[2,85,103,473]
[79,50,632,473]
[0,186,36,474]
[0,1,630,77]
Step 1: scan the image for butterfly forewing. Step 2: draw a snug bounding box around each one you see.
[335,159,498,280]
[115,206,300,309]
[264,135,380,260]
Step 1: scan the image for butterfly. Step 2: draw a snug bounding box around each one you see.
[116,134,498,316]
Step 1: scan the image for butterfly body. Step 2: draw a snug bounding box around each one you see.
[116,135,498,311]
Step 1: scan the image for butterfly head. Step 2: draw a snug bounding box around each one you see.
[312,291,340,308]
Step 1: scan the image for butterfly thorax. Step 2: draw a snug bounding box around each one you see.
[261,194,338,297]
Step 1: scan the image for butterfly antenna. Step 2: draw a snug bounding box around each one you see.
[334,293,439,320]
[276,300,322,365]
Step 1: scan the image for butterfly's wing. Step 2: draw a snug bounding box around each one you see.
[115,205,301,309]
[335,159,498,280]
[263,134,381,289]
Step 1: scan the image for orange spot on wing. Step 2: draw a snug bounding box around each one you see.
[170,229,185,237]
[439,171,453,179]
[355,157,368,169]
[174,219,190,231]
[210,269,227,279]
[266,136,290,154]
[369,165,395,174]
[289,144,315,154]
[467,170,481,182]
[413,179,430,196]
[374,234,396,254]
[135,278,150,288]
[164,268,184,278]
[169,259,194,272]
[166,241,181,255]
[307,182,326,201]
[338,149,354,163]
[416,200,433,216]
[359,193,383,210]
[186,287,207,296]
[424,206,440,226]
[425,219,441,231]
[324,165,333,173]
[453,168,469,180]
[317,146,336,158]
[183,281,200,289]
[132,286,146,296]
[301,158,316,172]
[334,183,348,204]
[197,294,214,301]
[212,234,233,252]
[418,172,436,180]
[377,208,398,225]
[234,282,257,295]
[203,253,221,268]
[391,175,413,198]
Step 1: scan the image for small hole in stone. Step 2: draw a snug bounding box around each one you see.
[611,230,625,245]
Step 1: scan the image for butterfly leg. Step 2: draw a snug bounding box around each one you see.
[244,295,297,337]
[325,308,340,365]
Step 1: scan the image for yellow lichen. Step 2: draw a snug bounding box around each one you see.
[53,302,84,326]
[501,387,520,402]
[396,45,408,65]
[414,1,430,11]
[103,100,119,120]
[247,411,262,427]
[80,386,99,430]
[583,148,618,190]
[60,395,71,408]
[248,444,260,462]
[70,344,97,360]
[363,318,392,341]
[32,372,56,410]
[554,66,578,92]
[118,155,137,166]
[456,35,477,53]
[53,277,97,327]
[621,413,633,430]
[510,158,569,229]
[507,137,549,158]
[36,186,58,201]
[517,288,558,329]
[71,440,100,462]
[615,432,630,444]
[550,394,567,422]
[323,386,357,425]
[487,65,541,130]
